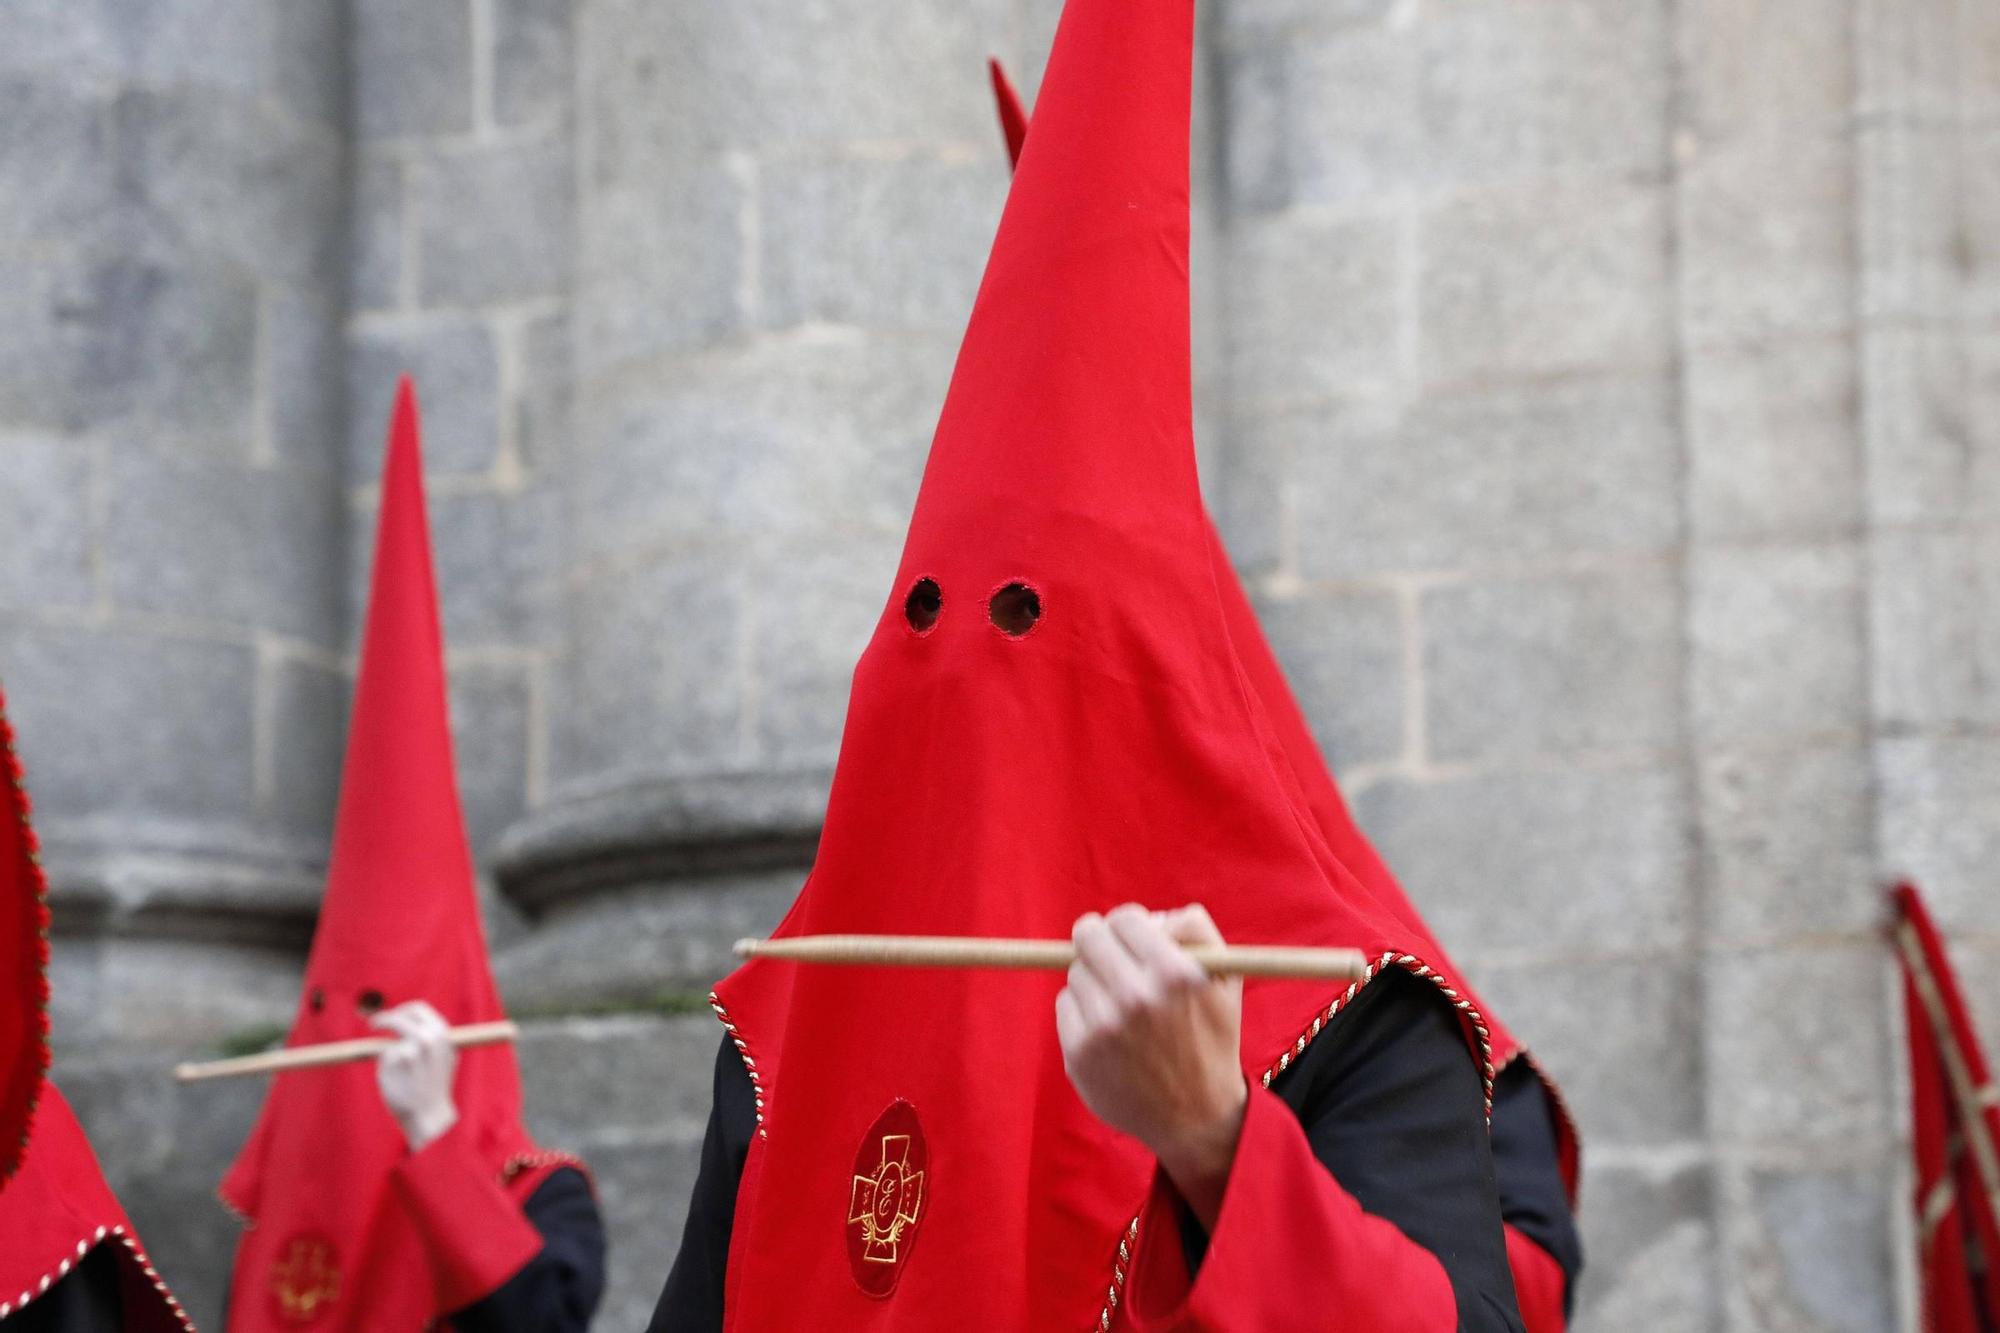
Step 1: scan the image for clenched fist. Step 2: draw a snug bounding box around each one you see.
[1055,903,1247,1228]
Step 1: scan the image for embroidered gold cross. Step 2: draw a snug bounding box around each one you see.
[849,1133,925,1263]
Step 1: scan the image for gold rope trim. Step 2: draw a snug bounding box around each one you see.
[707,992,767,1139]
[0,1224,196,1330]
[1258,952,1496,1115]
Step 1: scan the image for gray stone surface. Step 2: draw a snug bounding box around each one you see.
[0,622,258,824]
[1422,566,1683,761]
[557,555,750,781]
[1419,179,1672,386]
[346,316,502,480]
[1705,946,1894,1147]
[1255,587,1405,768]
[1688,541,1866,744]
[1876,734,2000,931]
[495,0,573,130]
[1472,957,1703,1145]
[1228,211,1402,406]
[350,153,406,312]
[1722,1162,1897,1333]
[103,450,343,644]
[0,430,94,611]
[415,140,573,306]
[1353,762,1694,956]
[1679,128,1856,349]
[1291,374,1681,578]
[758,150,1002,333]
[1698,744,1880,943]
[353,0,472,139]
[1686,336,1864,542]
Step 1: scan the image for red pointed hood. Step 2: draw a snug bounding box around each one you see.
[987,57,1029,169]
[988,49,1581,1205]
[0,698,187,1325]
[0,1085,192,1329]
[710,4,1486,1327]
[221,379,543,1331]
[0,684,50,1184]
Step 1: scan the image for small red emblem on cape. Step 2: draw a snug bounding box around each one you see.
[846,1100,928,1297]
[270,1233,341,1324]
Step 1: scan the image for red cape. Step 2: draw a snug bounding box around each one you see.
[708,0,1491,1326]
[1893,882,2000,1331]
[0,682,50,1184]
[0,1085,191,1329]
[221,381,570,1331]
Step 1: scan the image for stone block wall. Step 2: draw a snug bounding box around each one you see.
[0,0,1994,1328]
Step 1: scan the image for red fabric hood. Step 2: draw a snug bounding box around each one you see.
[710,2,1489,1327]
[0,1085,191,1330]
[220,380,542,1331]
[0,683,50,1185]
[988,50,1581,1207]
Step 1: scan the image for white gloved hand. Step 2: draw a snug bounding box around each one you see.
[372,1000,460,1152]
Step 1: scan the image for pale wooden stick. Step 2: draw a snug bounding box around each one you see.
[733,934,1368,981]
[173,1020,520,1084]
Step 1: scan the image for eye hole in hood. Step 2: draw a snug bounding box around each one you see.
[988,583,1041,637]
[904,578,943,634]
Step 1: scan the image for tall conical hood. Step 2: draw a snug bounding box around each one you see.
[0,684,50,1184]
[221,379,542,1331]
[987,47,1580,1204]
[710,4,1486,1327]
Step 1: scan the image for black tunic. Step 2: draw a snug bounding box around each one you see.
[650,968,1533,1331]
[448,1166,607,1333]
[1488,1060,1583,1315]
[3,1246,123,1333]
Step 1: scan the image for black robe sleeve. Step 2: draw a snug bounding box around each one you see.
[646,1031,760,1333]
[446,1166,607,1333]
[652,970,1522,1331]
[1163,967,1522,1330]
[1488,1060,1583,1314]
[5,1245,124,1333]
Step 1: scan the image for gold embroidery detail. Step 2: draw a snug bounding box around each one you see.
[271,1236,340,1324]
[849,1134,926,1263]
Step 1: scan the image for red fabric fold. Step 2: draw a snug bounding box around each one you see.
[392,1120,545,1314]
[1121,1086,1455,1332]
[1504,1223,1566,1333]
[0,1085,190,1330]
[0,683,51,1185]
[1893,882,2000,1333]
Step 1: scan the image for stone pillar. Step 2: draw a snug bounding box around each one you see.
[0,1,350,1052]
[1674,3,1897,1328]
[495,0,1033,1007]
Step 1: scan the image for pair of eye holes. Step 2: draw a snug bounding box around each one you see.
[309,987,385,1016]
[904,578,1041,638]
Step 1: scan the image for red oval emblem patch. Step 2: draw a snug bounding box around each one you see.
[846,1100,928,1297]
